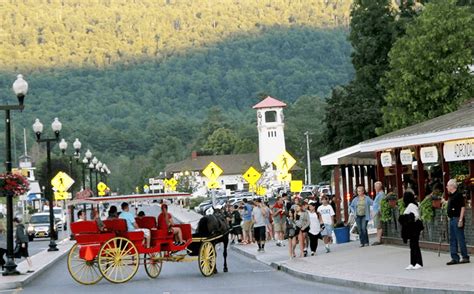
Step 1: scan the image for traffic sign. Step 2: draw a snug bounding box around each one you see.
[97,182,108,196]
[143,184,150,193]
[207,180,220,189]
[290,180,303,193]
[51,171,75,192]
[54,191,69,200]
[256,186,266,196]
[273,151,296,172]
[202,162,223,181]
[243,166,261,185]
[277,172,292,182]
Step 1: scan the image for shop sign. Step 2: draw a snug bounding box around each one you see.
[420,146,438,163]
[400,149,413,165]
[380,152,393,167]
[443,139,474,162]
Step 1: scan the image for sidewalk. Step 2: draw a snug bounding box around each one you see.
[0,238,73,290]
[169,205,474,293]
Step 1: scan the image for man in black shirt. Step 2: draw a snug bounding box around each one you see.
[446,179,470,265]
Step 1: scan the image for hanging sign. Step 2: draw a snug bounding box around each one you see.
[400,149,413,165]
[420,146,438,163]
[443,139,474,162]
[380,152,393,167]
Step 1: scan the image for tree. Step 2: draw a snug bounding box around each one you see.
[203,128,238,155]
[380,0,474,133]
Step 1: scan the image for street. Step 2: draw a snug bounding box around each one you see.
[9,247,375,294]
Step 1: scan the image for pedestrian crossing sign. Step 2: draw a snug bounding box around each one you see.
[51,171,75,192]
[202,162,223,181]
[277,172,292,182]
[290,180,303,193]
[54,191,69,200]
[207,180,220,189]
[273,151,296,173]
[243,166,261,185]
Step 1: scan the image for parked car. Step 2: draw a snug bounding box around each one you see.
[44,206,67,229]
[318,185,333,196]
[27,213,61,241]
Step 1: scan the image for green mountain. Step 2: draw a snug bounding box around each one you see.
[0,0,354,193]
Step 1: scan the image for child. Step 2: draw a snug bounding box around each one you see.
[317,195,335,253]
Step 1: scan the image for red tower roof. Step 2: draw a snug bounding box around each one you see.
[252,96,287,109]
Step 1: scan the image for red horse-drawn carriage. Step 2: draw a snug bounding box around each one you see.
[67,193,221,285]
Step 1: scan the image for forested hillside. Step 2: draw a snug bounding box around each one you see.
[0,0,354,193]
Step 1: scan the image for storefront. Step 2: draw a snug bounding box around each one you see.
[320,100,473,250]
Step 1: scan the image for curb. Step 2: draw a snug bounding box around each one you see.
[232,245,474,294]
[0,238,72,290]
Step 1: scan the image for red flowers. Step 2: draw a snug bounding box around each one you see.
[0,173,29,197]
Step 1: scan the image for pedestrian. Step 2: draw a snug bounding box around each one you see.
[286,208,298,258]
[252,198,267,252]
[398,191,423,270]
[446,179,470,265]
[272,196,286,246]
[296,202,309,257]
[372,181,385,245]
[307,201,321,256]
[318,195,335,253]
[282,193,292,213]
[13,217,33,273]
[350,185,373,247]
[263,201,273,241]
[241,198,253,244]
[230,205,242,244]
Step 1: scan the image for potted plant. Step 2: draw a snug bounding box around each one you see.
[420,196,434,223]
[397,197,406,214]
[431,191,442,209]
[0,173,29,197]
[386,192,397,208]
[380,197,392,222]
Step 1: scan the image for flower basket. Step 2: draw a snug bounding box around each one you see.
[0,173,29,197]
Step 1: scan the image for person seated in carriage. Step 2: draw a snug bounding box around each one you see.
[119,202,151,248]
[157,204,184,246]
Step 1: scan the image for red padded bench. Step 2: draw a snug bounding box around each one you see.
[135,216,156,229]
[71,221,115,245]
[102,219,144,242]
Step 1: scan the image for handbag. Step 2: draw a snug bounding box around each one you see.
[13,243,21,258]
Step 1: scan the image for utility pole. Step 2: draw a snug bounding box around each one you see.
[304,131,311,185]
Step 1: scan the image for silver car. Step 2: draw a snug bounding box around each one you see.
[27,213,59,241]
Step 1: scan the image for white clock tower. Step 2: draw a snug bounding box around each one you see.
[253,96,287,169]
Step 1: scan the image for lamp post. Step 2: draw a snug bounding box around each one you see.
[59,138,81,239]
[82,149,92,218]
[1,74,27,276]
[89,156,98,196]
[33,117,62,252]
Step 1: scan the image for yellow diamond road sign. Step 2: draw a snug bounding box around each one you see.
[243,166,261,185]
[202,162,223,181]
[207,180,220,189]
[51,171,75,192]
[273,151,296,172]
[168,178,177,187]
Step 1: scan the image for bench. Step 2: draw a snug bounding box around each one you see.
[71,221,115,245]
[102,219,144,242]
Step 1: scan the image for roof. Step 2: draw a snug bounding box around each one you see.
[320,101,474,166]
[70,193,191,205]
[252,96,287,109]
[165,153,261,175]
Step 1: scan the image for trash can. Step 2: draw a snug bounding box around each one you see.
[334,226,350,244]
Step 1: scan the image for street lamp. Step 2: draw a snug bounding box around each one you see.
[1,74,27,276]
[33,117,63,252]
[59,138,82,239]
[81,155,89,219]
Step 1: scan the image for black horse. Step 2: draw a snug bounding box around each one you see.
[191,207,230,273]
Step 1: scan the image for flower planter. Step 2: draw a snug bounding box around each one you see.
[388,199,397,208]
[432,199,441,209]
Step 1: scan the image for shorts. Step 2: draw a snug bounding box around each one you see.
[135,228,150,238]
[15,243,29,258]
[242,220,253,232]
[321,224,333,236]
[254,226,266,242]
[231,225,242,235]
[273,222,286,233]
[373,213,382,229]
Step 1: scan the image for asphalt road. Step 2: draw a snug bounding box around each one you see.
[8,247,375,294]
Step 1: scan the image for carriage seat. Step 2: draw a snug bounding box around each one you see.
[71,221,115,244]
[135,216,156,229]
[102,219,143,242]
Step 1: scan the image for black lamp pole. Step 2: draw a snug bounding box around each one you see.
[2,74,27,276]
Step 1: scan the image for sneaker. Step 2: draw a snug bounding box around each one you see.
[325,247,330,253]
[360,244,365,248]
[460,259,470,264]
[446,260,459,265]
[276,242,281,247]
[261,248,265,253]
[371,241,382,246]
[257,248,262,252]
[304,250,308,257]
[413,264,423,270]
[405,265,414,270]
[311,252,315,256]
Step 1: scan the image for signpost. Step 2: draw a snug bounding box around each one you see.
[51,171,75,200]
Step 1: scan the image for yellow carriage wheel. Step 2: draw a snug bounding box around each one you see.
[67,243,103,285]
[144,252,163,279]
[198,241,216,277]
[98,237,139,284]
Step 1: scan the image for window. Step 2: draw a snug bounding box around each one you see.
[265,111,277,123]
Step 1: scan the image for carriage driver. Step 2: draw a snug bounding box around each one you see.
[158,204,185,246]
[119,202,151,248]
